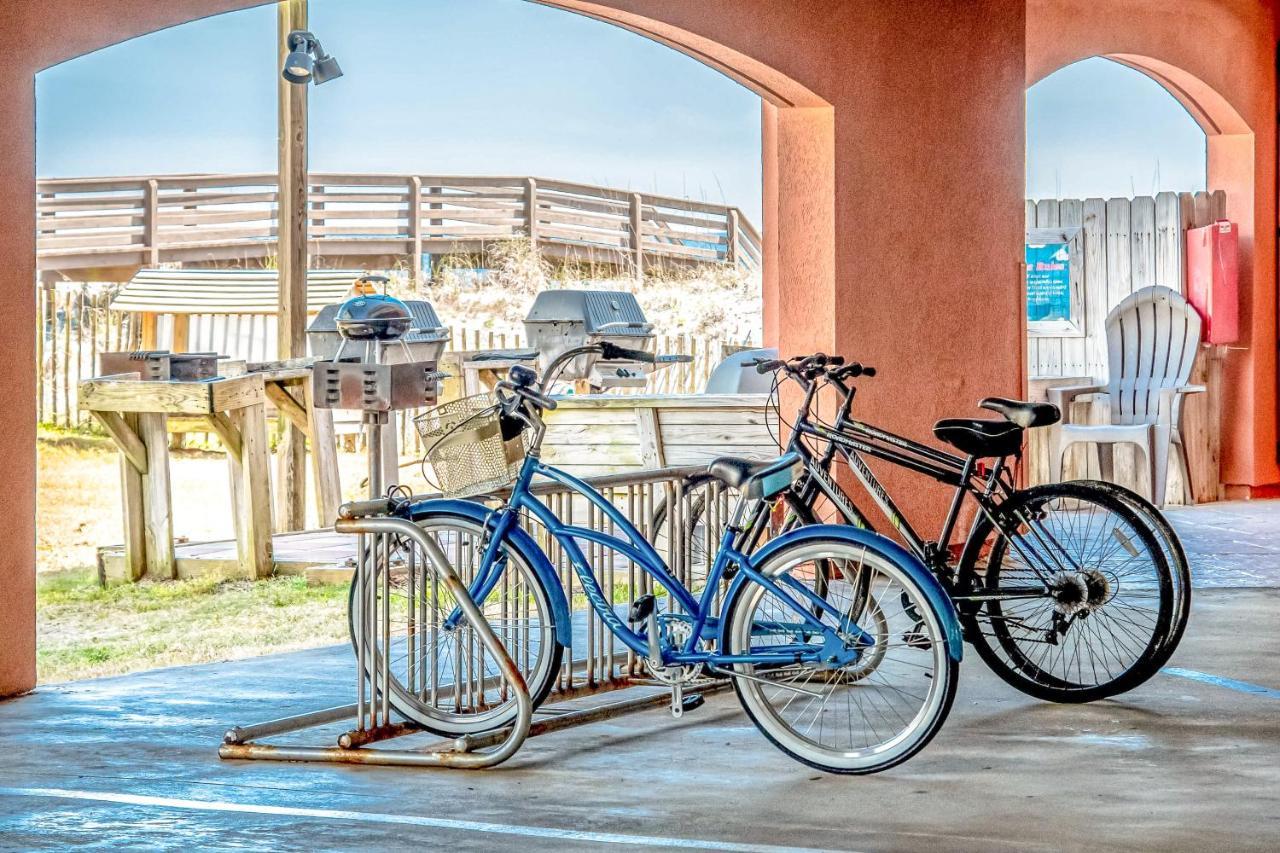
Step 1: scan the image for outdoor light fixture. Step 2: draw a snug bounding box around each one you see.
[282,30,342,85]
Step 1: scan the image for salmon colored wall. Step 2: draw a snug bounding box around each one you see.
[0,0,1025,697]
[1027,0,1280,493]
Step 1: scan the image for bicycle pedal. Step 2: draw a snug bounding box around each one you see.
[628,594,656,624]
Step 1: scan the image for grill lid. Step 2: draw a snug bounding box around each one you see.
[524,289,651,336]
[310,297,449,343]
[335,294,412,340]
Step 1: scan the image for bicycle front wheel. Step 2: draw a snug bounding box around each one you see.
[724,538,958,774]
[349,510,564,736]
[957,481,1173,703]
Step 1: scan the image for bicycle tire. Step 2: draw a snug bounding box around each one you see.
[956,480,1173,702]
[1078,479,1191,668]
[723,535,958,774]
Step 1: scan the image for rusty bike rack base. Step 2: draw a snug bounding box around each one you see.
[218,679,729,769]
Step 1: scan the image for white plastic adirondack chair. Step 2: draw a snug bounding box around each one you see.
[1048,286,1205,508]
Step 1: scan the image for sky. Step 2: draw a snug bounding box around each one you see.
[36,4,1207,221]
[36,0,764,222]
[1026,57,1206,199]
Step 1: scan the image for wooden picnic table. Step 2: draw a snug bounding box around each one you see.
[80,372,274,581]
[79,359,344,582]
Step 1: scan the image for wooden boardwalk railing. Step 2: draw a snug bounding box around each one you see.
[36,172,762,279]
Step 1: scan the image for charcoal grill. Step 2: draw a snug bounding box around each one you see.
[311,291,441,498]
[308,296,449,365]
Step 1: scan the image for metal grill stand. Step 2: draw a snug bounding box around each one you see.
[219,304,534,767]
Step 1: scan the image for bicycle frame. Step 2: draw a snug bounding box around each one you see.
[750,373,1065,603]
[454,451,876,668]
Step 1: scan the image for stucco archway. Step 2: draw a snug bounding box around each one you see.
[1027,0,1278,499]
[0,1,1028,697]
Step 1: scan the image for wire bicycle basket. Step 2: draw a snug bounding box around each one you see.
[416,394,526,498]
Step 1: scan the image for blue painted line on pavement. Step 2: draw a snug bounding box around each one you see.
[1162,667,1280,699]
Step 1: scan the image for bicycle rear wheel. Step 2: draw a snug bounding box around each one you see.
[957,481,1173,702]
[724,537,958,774]
[348,510,564,736]
[1080,479,1191,669]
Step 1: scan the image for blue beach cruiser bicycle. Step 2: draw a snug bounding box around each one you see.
[350,342,963,774]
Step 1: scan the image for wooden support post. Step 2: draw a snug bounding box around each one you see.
[635,407,664,468]
[171,314,190,354]
[138,412,174,579]
[408,176,424,286]
[227,402,275,578]
[525,177,539,244]
[92,410,149,473]
[143,179,160,266]
[303,380,342,526]
[118,412,147,582]
[629,192,644,279]
[276,0,309,532]
[726,208,740,267]
[264,381,309,431]
[140,312,158,351]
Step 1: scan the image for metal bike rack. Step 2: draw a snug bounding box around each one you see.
[220,512,533,768]
[219,310,727,769]
[219,479,730,768]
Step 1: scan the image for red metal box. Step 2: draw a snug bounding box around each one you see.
[1185,219,1238,344]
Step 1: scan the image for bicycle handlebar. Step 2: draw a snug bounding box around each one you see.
[498,379,558,411]
[754,352,865,381]
[829,362,877,381]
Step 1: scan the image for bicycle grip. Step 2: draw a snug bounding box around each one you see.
[755,358,784,374]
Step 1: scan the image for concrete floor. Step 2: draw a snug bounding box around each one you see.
[2,504,1279,851]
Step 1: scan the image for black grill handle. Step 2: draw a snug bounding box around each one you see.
[599,341,655,363]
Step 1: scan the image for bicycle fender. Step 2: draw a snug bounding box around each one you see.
[722,524,963,661]
[402,498,573,648]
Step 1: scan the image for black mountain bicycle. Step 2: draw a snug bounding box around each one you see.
[655,353,1189,703]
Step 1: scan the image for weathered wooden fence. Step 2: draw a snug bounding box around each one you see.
[1024,190,1229,502]
[36,173,762,280]
[1025,190,1226,380]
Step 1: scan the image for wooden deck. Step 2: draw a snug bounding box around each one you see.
[98,528,355,584]
[36,172,761,281]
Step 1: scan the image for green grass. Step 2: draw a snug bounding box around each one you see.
[37,569,351,684]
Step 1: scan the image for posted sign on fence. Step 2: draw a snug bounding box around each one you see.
[1025,241,1072,323]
